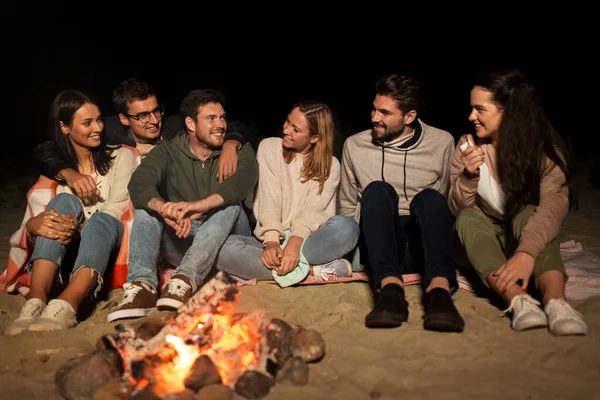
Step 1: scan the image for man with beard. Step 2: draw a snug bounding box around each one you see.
[338,74,464,332]
[33,79,250,201]
[107,89,258,322]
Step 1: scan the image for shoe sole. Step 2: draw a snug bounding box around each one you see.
[424,314,465,332]
[107,308,156,323]
[156,298,184,311]
[365,311,408,328]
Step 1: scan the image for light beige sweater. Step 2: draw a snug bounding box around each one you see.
[339,120,455,221]
[253,137,341,243]
[57,146,139,221]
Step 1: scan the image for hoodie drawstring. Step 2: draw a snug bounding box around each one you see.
[380,143,408,201]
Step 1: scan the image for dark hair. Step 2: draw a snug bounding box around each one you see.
[112,79,157,115]
[179,89,226,127]
[375,74,424,124]
[50,90,115,176]
[474,68,576,219]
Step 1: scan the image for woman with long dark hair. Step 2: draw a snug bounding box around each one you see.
[5,90,138,335]
[449,68,587,336]
[216,100,359,286]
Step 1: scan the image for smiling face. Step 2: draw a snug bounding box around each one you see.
[186,101,227,149]
[119,95,162,143]
[60,102,104,150]
[282,106,318,154]
[370,94,416,142]
[469,86,504,143]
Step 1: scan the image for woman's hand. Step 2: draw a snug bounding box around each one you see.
[260,241,282,270]
[277,236,303,276]
[493,252,535,293]
[460,135,485,177]
[26,210,79,245]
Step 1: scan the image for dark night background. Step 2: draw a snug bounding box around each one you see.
[2,15,598,187]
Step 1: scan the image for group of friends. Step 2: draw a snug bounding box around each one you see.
[3,68,588,338]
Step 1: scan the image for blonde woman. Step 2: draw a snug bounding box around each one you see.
[216,101,359,286]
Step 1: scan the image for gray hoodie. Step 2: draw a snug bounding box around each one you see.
[338,119,454,221]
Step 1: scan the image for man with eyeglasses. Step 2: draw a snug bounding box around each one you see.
[107,88,258,322]
[32,79,252,201]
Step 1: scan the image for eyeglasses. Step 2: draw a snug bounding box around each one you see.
[125,105,165,123]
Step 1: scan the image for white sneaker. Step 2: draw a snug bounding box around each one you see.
[504,294,548,331]
[545,299,588,336]
[28,299,77,332]
[4,298,46,336]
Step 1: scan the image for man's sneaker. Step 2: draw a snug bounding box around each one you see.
[157,275,193,311]
[423,288,465,332]
[504,294,548,331]
[28,299,77,332]
[107,281,158,323]
[4,298,46,336]
[312,259,353,281]
[365,283,409,328]
[545,298,588,336]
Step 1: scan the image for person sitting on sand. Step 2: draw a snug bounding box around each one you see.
[450,68,587,335]
[216,100,360,286]
[339,74,465,333]
[5,89,138,335]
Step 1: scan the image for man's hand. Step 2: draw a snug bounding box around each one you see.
[59,168,100,201]
[160,200,207,223]
[217,140,240,183]
[260,241,282,270]
[26,209,79,245]
[163,215,192,238]
[277,236,303,276]
[493,252,536,293]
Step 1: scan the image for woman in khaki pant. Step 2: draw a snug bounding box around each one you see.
[448,68,587,336]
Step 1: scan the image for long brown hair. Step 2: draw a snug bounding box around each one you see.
[474,68,576,219]
[282,101,334,194]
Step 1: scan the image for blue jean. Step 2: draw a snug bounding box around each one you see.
[359,181,458,293]
[215,215,360,280]
[127,204,249,290]
[29,193,124,291]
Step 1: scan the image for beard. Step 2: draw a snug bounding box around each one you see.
[371,123,404,143]
[197,128,225,149]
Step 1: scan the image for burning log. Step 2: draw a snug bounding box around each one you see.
[110,272,241,364]
[67,272,327,399]
[183,355,222,391]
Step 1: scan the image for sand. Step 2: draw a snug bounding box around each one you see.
[1,159,599,400]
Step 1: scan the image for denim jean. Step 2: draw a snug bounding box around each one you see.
[359,181,458,293]
[215,215,360,280]
[29,193,124,291]
[127,204,249,290]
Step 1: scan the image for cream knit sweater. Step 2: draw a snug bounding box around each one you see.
[253,137,340,243]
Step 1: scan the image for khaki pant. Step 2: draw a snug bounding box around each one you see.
[455,205,566,288]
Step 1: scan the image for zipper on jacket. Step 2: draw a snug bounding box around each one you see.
[201,160,205,168]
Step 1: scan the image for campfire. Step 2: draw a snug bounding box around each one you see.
[54,272,326,399]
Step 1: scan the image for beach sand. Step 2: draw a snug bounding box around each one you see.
[1,159,599,400]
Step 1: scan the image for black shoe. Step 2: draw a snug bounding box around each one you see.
[365,284,409,328]
[423,288,465,332]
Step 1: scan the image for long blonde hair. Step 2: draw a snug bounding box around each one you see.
[282,100,334,194]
